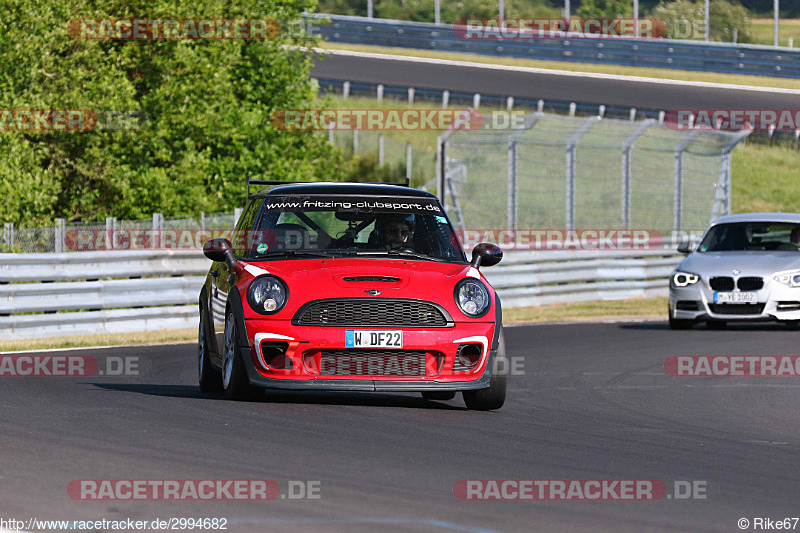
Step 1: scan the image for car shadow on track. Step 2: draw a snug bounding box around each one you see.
[87,383,466,410]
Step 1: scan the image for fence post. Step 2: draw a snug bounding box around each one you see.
[621,120,655,229]
[565,117,599,230]
[377,84,384,102]
[406,142,412,181]
[105,217,116,250]
[673,131,699,232]
[473,93,481,109]
[408,87,415,106]
[55,218,65,253]
[378,134,385,166]
[507,140,518,231]
[152,213,163,249]
[442,90,449,108]
[506,97,514,111]
[342,81,350,99]
[569,102,576,117]
[328,122,334,144]
[3,222,13,250]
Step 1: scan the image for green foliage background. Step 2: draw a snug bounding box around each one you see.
[0,0,357,227]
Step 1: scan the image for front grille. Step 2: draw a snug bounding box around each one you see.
[343,276,400,283]
[676,300,699,311]
[708,303,765,315]
[294,298,450,327]
[737,277,763,291]
[710,277,735,291]
[315,349,428,376]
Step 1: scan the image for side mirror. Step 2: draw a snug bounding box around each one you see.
[677,241,693,254]
[203,238,236,265]
[471,243,503,269]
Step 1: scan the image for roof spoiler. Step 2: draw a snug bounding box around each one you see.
[247,179,410,196]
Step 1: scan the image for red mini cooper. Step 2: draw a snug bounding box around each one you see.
[198,181,506,410]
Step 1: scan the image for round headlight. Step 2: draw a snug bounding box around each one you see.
[455,278,491,318]
[247,275,288,315]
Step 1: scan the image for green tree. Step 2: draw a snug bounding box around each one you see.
[0,0,351,227]
[575,0,633,18]
[650,0,752,42]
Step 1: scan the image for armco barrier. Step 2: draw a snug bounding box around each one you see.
[314,14,800,79]
[0,247,682,340]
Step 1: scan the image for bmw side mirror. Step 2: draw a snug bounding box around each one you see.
[471,243,503,269]
[203,238,236,266]
[677,241,693,254]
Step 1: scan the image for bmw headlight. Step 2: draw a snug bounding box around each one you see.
[247,275,288,315]
[455,278,491,318]
[774,270,800,287]
[671,271,700,288]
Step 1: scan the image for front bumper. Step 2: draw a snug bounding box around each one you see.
[238,320,499,391]
[669,278,800,322]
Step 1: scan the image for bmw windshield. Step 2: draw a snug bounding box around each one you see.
[243,195,466,262]
[698,222,800,252]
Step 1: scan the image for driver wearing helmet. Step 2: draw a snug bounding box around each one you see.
[370,214,415,249]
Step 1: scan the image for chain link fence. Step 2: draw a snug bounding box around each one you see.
[438,112,752,235]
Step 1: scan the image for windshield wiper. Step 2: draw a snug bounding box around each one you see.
[356,249,441,261]
[253,250,331,259]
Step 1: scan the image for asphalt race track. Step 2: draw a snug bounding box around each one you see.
[2,322,799,532]
[310,52,800,111]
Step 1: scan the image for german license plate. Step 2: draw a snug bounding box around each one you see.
[345,330,403,348]
[714,292,757,303]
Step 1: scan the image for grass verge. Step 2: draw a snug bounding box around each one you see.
[319,42,800,90]
[504,297,667,324]
[751,18,800,47]
[0,328,196,353]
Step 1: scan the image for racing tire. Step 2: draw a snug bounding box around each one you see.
[421,391,456,401]
[705,320,727,330]
[462,329,507,411]
[669,315,694,330]
[198,308,223,393]
[222,312,262,401]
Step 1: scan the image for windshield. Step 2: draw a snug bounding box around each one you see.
[698,222,800,252]
[244,194,466,262]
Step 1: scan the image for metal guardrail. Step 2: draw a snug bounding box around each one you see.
[315,14,800,79]
[0,251,208,340]
[0,248,681,340]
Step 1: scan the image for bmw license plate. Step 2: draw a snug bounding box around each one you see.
[714,292,757,303]
[345,330,403,349]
